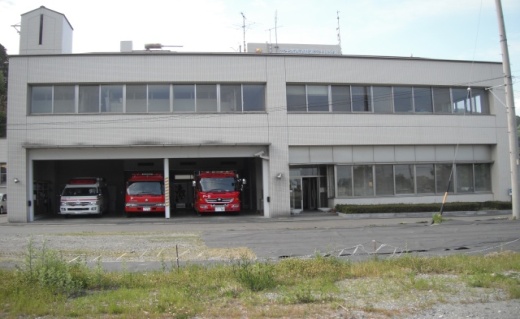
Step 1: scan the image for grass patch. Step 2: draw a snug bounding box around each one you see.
[0,245,519,318]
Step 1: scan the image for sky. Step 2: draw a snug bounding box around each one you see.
[1,0,519,105]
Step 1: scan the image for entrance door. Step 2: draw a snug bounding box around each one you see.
[172,182,190,209]
[302,177,318,210]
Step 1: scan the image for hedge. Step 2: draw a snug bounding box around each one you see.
[335,201,512,214]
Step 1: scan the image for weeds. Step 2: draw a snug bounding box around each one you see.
[1,243,519,319]
[233,257,277,291]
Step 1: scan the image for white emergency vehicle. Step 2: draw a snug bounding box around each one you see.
[59,178,108,216]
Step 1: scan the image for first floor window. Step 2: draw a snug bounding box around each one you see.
[474,163,491,191]
[375,165,394,195]
[0,163,6,185]
[336,166,352,197]
[416,164,435,193]
[336,162,490,198]
[353,165,374,196]
[456,164,474,193]
[395,164,415,194]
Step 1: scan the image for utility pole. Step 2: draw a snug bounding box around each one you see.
[495,0,519,219]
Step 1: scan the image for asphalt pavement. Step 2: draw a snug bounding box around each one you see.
[0,210,518,271]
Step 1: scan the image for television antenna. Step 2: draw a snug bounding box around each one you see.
[336,11,342,53]
[144,43,183,50]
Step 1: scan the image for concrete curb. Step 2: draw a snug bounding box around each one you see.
[337,210,512,219]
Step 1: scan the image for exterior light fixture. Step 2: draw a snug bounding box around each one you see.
[13,178,19,183]
[276,173,283,179]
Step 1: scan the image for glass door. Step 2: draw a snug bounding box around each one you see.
[290,177,302,213]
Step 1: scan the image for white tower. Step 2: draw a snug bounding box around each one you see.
[19,6,73,55]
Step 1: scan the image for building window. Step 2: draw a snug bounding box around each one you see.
[148,85,170,113]
[31,86,53,114]
[435,163,454,193]
[372,86,393,113]
[196,84,217,113]
[220,85,242,112]
[331,85,351,112]
[351,86,371,112]
[54,85,76,113]
[126,85,147,113]
[353,165,374,196]
[416,164,435,194]
[433,87,452,113]
[287,85,306,112]
[286,84,488,115]
[243,84,265,112]
[307,85,329,112]
[101,85,123,113]
[456,164,474,193]
[452,88,469,114]
[394,86,413,113]
[78,85,100,113]
[414,87,433,113]
[395,164,415,194]
[0,163,6,185]
[469,88,490,114]
[336,163,490,198]
[336,166,352,197]
[173,85,195,112]
[474,163,491,191]
[375,165,394,195]
[30,83,266,115]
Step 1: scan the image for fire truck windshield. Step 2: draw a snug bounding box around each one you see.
[200,177,235,192]
[62,187,99,196]
[127,182,164,195]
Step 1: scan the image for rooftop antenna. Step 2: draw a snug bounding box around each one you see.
[11,23,21,34]
[241,12,247,52]
[336,11,342,53]
[144,43,183,50]
[275,11,279,50]
[265,11,282,53]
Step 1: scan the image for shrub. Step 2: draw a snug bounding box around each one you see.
[335,201,511,214]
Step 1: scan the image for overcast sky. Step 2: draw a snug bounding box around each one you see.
[1,0,519,104]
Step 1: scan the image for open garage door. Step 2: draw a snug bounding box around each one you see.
[31,156,263,219]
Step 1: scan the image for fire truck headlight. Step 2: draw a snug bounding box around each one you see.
[126,203,137,207]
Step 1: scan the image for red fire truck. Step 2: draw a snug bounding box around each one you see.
[125,172,166,216]
[192,171,246,214]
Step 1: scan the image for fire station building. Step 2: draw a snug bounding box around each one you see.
[6,7,512,222]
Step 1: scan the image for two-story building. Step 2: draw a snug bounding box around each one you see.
[7,6,511,222]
